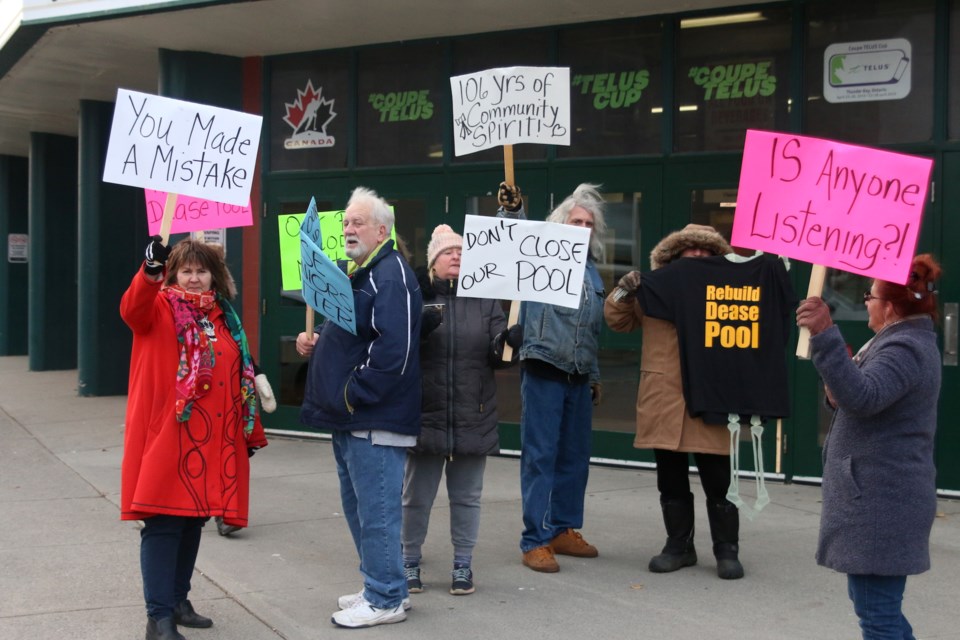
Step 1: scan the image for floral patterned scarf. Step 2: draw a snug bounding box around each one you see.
[164,285,257,437]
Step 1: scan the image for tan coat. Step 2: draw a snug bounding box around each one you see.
[604,293,728,454]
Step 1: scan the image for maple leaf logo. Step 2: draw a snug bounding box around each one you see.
[283,80,337,135]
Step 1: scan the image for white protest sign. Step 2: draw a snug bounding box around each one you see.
[103,89,263,207]
[450,66,570,156]
[457,215,589,309]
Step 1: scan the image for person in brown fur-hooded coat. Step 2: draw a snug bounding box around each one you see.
[604,224,747,580]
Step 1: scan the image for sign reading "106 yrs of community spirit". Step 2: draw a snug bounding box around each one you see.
[103,89,263,207]
[450,66,570,156]
[731,129,933,284]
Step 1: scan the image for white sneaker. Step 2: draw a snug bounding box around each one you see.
[331,596,407,628]
[338,590,410,611]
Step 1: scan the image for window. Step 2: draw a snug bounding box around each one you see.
[451,32,552,164]
[804,0,935,144]
[676,8,792,152]
[268,52,351,171]
[558,21,663,157]
[950,0,960,139]
[357,43,446,166]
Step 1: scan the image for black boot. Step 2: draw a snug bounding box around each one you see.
[173,600,213,628]
[706,500,744,580]
[145,617,186,640]
[648,493,697,573]
[215,516,241,536]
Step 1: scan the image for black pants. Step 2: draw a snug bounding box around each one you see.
[654,449,729,503]
[140,515,204,619]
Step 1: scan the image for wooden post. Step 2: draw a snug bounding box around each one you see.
[501,301,520,361]
[796,264,827,359]
[501,144,519,362]
[158,192,178,246]
[306,307,314,335]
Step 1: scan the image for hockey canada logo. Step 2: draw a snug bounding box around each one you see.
[283,80,337,149]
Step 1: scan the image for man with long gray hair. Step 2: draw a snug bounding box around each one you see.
[497,182,607,573]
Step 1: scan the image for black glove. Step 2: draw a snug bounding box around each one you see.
[498,182,523,212]
[144,235,170,276]
[613,270,642,300]
[493,324,523,360]
[420,306,443,338]
[247,447,259,458]
[504,324,523,349]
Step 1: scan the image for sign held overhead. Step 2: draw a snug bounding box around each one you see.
[731,129,932,284]
[450,66,570,156]
[103,89,263,207]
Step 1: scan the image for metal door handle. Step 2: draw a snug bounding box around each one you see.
[944,303,958,366]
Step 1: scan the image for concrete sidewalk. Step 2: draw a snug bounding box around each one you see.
[1,354,958,640]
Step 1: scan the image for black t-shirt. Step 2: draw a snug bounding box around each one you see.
[638,254,796,424]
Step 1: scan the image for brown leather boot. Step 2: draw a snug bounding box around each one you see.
[522,546,559,572]
[549,529,599,557]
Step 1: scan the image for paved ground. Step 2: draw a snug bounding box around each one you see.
[1,355,959,639]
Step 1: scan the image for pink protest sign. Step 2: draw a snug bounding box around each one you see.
[145,190,253,235]
[731,129,932,284]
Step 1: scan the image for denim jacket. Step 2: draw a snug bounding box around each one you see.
[497,205,604,384]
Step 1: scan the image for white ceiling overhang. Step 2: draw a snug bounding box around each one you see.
[0,0,764,157]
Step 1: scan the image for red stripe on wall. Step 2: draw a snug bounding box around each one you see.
[241,56,263,359]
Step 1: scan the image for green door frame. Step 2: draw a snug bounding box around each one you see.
[543,162,665,463]
[259,172,445,432]
[934,152,960,492]
[260,175,348,431]
[662,154,798,481]
[257,152,960,493]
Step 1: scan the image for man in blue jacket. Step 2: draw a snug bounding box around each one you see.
[297,186,422,628]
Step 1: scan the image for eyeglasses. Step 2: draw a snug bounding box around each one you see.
[863,291,886,303]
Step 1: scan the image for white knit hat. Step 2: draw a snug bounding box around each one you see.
[427,224,463,268]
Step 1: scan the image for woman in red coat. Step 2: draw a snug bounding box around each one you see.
[121,237,267,640]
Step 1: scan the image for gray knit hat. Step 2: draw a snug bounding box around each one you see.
[649,224,732,270]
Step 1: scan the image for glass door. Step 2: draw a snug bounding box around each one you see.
[259,173,442,431]
[495,163,664,461]
[662,156,798,479]
[260,175,347,431]
[934,152,960,491]
[444,167,548,451]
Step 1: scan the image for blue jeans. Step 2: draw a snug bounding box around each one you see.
[847,574,915,640]
[332,430,407,608]
[519,369,593,552]
[140,515,205,619]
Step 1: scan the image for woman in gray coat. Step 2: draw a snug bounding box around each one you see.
[401,224,521,597]
[796,254,942,640]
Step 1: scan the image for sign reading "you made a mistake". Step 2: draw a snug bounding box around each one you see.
[103,89,263,207]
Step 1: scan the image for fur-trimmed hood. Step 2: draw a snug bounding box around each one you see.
[649,224,732,270]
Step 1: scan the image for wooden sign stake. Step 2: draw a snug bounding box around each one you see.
[158,192,178,246]
[796,264,827,359]
[501,144,519,362]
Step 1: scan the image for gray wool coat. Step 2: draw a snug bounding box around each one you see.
[413,277,507,457]
[810,316,940,576]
